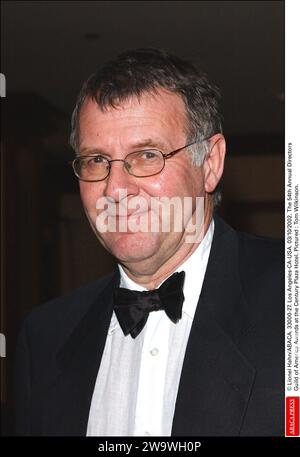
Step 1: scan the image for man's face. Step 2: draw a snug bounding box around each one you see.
[78,88,208,270]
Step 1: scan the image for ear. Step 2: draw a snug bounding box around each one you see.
[203,134,226,193]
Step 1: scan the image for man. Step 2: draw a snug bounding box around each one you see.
[15,48,284,436]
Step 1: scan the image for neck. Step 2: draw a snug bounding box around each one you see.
[120,203,214,290]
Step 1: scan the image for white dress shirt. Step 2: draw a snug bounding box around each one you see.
[87,220,214,436]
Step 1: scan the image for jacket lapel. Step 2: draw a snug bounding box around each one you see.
[172,216,256,436]
[41,271,120,436]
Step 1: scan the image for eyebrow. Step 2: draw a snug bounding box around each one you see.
[79,138,168,156]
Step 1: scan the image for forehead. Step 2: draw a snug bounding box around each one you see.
[78,88,189,148]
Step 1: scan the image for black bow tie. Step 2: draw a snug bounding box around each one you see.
[113,271,185,338]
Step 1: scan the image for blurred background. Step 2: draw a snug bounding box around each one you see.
[0,1,284,434]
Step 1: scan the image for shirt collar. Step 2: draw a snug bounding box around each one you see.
[180,218,214,318]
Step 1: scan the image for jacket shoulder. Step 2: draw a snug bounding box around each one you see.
[237,230,284,277]
[214,214,284,279]
[236,230,284,322]
[19,271,117,348]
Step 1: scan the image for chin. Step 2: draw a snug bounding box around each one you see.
[99,231,160,263]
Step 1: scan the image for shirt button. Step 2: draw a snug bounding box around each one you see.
[150,348,159,356]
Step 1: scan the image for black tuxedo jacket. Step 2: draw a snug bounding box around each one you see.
[15,215,284,436]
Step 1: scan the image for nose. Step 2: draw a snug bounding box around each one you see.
[103,159,139,202]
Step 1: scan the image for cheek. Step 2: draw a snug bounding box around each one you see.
[156,167,204,198]
[79,183,104,210]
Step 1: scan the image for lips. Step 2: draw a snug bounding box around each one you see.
[112,210,149,217]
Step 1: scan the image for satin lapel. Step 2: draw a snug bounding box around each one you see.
[172,216,256,436]
[41,271,120,436]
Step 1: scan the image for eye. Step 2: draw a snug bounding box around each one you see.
[89,155,106,164]
[139,150,161,160]
[86,155,107,168]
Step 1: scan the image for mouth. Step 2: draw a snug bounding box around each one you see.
[112,210,149,218]
[95,208,153,234]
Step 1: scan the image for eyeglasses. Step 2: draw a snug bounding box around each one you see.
[71,137,211,182]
